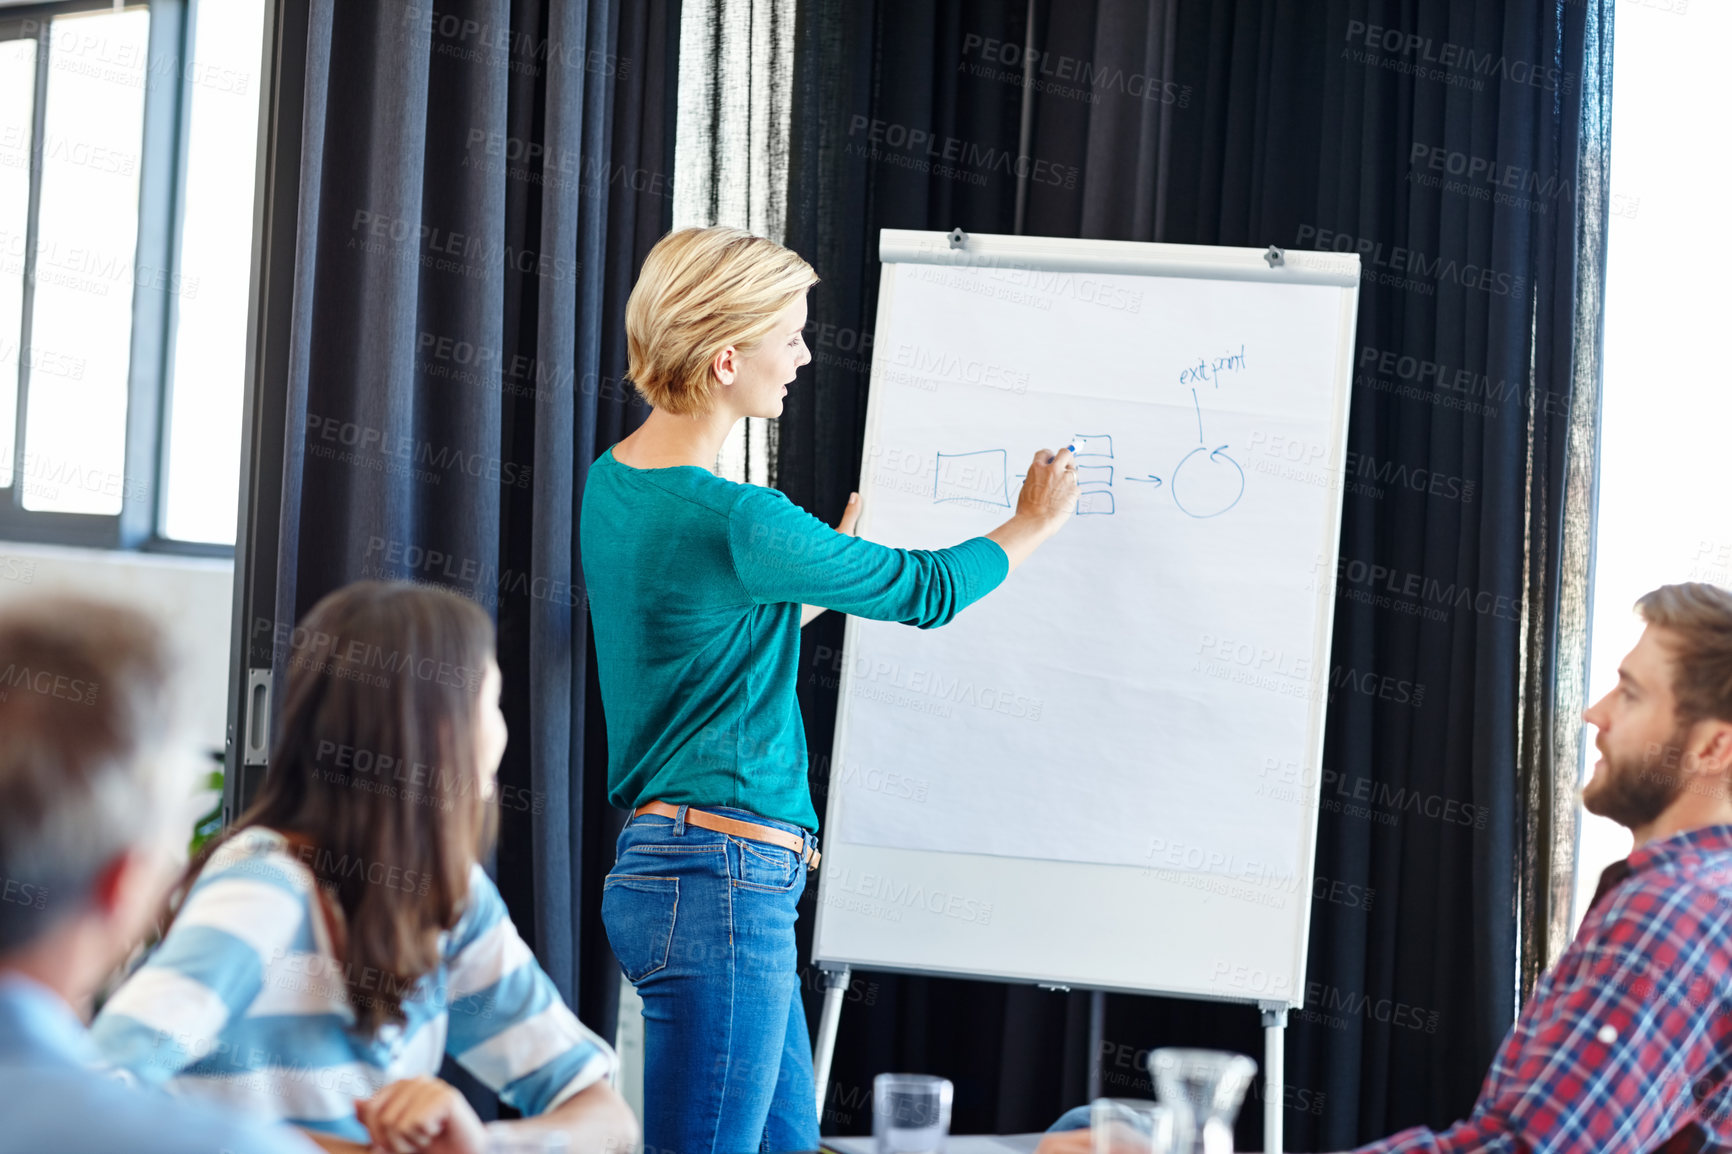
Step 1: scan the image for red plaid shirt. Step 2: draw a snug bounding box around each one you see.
[1352,824,1732,1154]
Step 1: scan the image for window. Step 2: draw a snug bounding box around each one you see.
[672,0,796,487]
[0,0,266,551]
[1573,0,1730,927]
[160,0,266,543]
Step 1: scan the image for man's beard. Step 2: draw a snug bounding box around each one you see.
[1582,723,1693,830]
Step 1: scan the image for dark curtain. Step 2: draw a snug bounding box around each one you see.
[784,1,1612,1149]
[260,0,675,1102]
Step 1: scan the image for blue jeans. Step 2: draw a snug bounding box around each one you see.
[602,805,820,1154]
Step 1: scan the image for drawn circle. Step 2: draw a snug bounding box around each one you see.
[1171,447,1245,519]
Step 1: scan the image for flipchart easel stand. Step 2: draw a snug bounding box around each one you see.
[813,964,1292,1154]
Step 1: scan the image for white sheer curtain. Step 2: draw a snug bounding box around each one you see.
[673,0,796,485]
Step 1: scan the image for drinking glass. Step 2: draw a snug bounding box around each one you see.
[1090,1097,1177,1154]
[874,1073,955,1154]
[1149,1048,1257,1154]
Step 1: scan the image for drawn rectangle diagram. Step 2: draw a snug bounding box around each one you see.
[1075,465,1113,487]
[933,449,1010,507]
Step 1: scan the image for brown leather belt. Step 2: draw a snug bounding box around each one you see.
[632,800,821,869]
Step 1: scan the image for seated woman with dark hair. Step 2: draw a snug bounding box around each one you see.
[91,582,637,1154]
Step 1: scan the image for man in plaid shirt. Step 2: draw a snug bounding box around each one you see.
[1037,583,1732,1152]
[1353,582,1732,1153]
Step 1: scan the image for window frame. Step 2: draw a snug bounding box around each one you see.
[0,0,234,557]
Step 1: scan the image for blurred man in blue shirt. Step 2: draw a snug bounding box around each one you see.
[0,595,316,1154]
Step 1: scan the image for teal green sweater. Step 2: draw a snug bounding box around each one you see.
[580,446,1009,830]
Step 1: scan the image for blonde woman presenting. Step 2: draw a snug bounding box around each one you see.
[582,227,1078,1154]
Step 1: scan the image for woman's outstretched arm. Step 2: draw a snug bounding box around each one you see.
[737,446,1078,630]
[985,447,1077,572]
[801,492,862,626]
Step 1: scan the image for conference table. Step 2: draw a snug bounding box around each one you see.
[820,1136,1046,1154]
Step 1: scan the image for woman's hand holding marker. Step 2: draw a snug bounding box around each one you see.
[987,445,1080,573]
[1021,445,1080,527]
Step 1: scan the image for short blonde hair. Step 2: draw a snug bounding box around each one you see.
[625,227,818,415]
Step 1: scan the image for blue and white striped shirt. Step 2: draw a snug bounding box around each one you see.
[91,828,615,1142]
